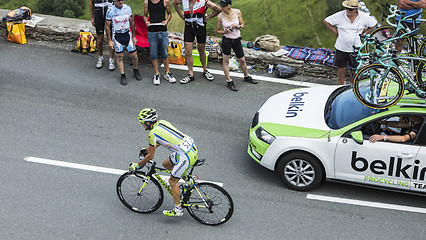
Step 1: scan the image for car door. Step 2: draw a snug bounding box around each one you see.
[334,120,420,191]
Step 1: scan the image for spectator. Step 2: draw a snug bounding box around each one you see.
[90,0,115,70]
[323,0,377,85]
[395,0,426,53]
[105,0,141,85]
[370,115,423,143]
[144,0,177,85]
[215,0,257,91]
[173,0,221,84]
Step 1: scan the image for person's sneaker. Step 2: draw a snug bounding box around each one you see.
[227,81,238,91]
[180,75,195,84]
[96,56,103,69]
[120,74,127,85]
[164,72,176,83]
[153,73,160,85]
[163,207,183,217]
[203,70,214,81]
[133,69,141,81]
[108,58,115,71]
[244,76,258,84]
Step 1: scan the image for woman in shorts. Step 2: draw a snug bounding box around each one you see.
[216,0,257,91]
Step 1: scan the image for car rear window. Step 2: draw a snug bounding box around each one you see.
[325,87,379,129]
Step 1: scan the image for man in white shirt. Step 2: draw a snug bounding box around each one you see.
[324,0,377,85]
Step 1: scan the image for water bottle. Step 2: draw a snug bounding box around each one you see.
[268,63,274,74]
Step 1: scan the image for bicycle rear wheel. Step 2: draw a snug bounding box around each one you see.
[365,26,411,54]
[183,182,234,226]
[353,64,404,109]
[116,171,164,213]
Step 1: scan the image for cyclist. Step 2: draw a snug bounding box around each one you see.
[105,0,141,85]
[130,108,199,217]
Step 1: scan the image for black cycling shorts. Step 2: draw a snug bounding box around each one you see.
[221,36,244,58]
[184,23,206,44]
[94,8,108,35]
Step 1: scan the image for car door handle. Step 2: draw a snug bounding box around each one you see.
[397,153,414,159]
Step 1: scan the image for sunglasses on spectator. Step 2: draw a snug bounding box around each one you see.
[345,8,356,11]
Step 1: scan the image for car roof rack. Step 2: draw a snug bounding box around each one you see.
[396,97,426,108]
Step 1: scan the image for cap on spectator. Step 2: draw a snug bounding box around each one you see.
[219,0,232,7]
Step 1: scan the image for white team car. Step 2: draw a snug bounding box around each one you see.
[248,85,426,194]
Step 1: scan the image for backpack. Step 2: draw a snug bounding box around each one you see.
[2,7,32,22]
[276,64,297,78]
[72,30,97,53]
[254,34,280,52]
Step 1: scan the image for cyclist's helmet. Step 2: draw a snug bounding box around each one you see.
[138,108,158,123]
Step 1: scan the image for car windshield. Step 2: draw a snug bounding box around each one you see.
[325,86,379,129]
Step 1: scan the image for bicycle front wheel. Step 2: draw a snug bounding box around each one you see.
[116,171,164,213]
[416,60,426,90]
[184,182,234,226]
[353,64,404,109]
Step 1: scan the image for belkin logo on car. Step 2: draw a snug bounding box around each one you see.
[285,92,308,118]
[351,151,426,180]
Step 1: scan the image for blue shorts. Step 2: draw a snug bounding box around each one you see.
[148,31,169,60]
[113,31,136,54]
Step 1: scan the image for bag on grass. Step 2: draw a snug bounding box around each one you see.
[254,34,280,52]
[6,22,27,44]
[72,30,97,53]
[276,64,297,78]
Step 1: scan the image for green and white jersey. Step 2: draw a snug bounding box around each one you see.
[148,120,197,156]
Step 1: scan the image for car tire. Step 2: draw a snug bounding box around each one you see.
[277,152,323,191]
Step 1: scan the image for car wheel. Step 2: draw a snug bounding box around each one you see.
[277,152,323,191]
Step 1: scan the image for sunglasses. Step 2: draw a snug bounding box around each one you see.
[346,8,356,11]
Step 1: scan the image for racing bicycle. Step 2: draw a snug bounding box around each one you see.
[352,42,426,109]
[364,4,426,57]
[116,158,234,226]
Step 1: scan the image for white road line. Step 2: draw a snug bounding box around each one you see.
[24,156,223,187]
[307,194,426,214]
[167,64,326,87]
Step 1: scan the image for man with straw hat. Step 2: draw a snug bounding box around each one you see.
[324,0,377,85]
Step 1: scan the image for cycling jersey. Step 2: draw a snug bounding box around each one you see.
[93,0,114,34]
[183,0,208,28]
[148,120,198,178]
[106,4,133,33]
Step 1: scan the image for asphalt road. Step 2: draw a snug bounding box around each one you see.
[1,38,425,240]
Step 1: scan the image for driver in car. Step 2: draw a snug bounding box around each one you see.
[369,115,423,143]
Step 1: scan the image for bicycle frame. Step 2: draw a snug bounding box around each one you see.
[375,53,426,96]
[136,161,211,210]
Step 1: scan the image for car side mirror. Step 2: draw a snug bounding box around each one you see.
[351,131,363,145]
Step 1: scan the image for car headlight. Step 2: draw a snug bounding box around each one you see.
[255,127,276,145]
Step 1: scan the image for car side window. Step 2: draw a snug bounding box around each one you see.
[359,114,425,146]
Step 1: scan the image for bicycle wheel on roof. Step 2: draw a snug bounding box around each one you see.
[366,26,412,54]
[353,64,405,109]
